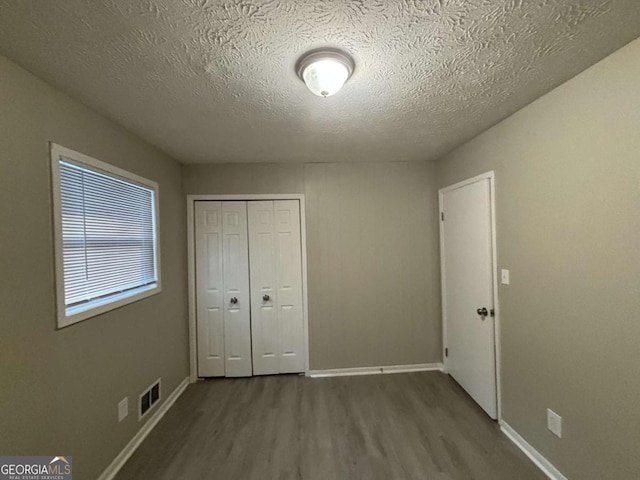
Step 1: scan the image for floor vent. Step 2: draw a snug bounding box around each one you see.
[139,378,161,420]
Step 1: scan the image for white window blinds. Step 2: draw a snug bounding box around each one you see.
[58,159,158,315]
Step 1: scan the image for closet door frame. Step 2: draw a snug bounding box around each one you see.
[187,194,310,382]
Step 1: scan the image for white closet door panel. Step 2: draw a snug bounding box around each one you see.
[222,201,252,377]
[274,200,305,373]
[195,201,225,377]
[248,201,279,375]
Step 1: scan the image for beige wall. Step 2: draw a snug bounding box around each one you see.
[0,56,189,479]
[436,38,640,479]
[183,162,442,370]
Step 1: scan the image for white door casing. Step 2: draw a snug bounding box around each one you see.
[188,194,310,382]
[248,200,305,374]
[440,175,498,419]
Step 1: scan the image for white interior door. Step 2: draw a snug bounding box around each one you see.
[441,176,497,419]
[248,200,304,374]
[195,201,252,377]
[195,201,224,377]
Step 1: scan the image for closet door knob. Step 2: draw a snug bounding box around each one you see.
[263,294,270,301]
[230,297,238,304]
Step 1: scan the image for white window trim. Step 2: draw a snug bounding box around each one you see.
[50,143,162,329]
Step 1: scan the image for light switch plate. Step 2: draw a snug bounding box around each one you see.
[501,269,510,285]
[547,408,562,438]
[118,397,129,422]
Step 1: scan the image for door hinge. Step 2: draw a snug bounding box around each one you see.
[441,212,444,221]
[445,347,448,357]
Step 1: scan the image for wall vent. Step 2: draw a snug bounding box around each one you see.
[139,378,161,420]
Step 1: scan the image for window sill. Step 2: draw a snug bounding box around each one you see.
[57,284,162,329]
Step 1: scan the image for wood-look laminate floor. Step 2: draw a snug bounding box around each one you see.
[115,372,546,480]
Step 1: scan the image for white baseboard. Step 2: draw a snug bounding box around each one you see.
[97,376,190,480]
[500,420,568,480]
[308,363,443,378]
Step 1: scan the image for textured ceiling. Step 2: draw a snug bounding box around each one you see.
[1,1,639,164]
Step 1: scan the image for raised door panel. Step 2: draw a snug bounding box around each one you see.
[274,200,305,373]
[248,201,279,375]
[195,201,225,377]
[222,201,252,377]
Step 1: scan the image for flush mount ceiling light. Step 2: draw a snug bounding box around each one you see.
[296,49,355,98]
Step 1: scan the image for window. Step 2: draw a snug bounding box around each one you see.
[51,144,161,328]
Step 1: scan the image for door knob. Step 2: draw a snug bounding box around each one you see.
[477,307,488,317]
[263,294,270,302]
[230,297,238,304]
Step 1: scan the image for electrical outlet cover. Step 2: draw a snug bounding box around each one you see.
[118,397,128,422]
[547,408,562,438]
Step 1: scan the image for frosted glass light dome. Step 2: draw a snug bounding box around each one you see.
[302,59,349,97]
[297,49,354,98]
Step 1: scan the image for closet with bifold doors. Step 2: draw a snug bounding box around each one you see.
[194,200,305,377]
